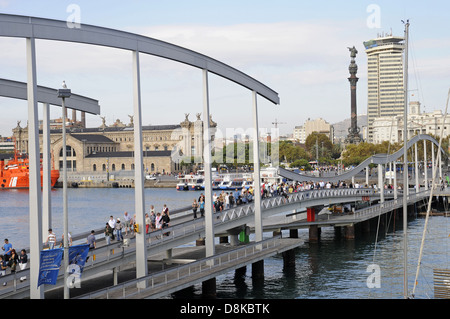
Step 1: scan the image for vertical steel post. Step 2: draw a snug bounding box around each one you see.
[26,36,43,299]
[202,69,215,258]
[58,86,71,299]
[42,103,52,237]
[252,91,263,242]
[393,162,398,199]
[378,164,384,203]
[432,143,435,187]
[415,143,419,192]
[62,95,69,299]
[132,50,148,284]
[423,140,428,190]
[402,20,410,299]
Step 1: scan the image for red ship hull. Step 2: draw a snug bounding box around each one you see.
[0,152,60,190]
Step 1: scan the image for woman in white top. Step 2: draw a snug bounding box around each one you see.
[155,213,162,230]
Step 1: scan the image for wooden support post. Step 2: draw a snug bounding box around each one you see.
[202,278,217,299]
[289,229,298,238]
[282,249,296,269]
[344,225,355,240]
[309,225,320,242]
[252,260,264,280]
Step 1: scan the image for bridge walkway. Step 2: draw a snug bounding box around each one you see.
[1,187,447,298]
[74,236,302,299]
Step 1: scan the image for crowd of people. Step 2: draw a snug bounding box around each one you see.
[0,239,28,285]
[101,204,172,245]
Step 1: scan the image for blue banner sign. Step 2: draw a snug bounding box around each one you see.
[38,244,90,288]
[38,248,63,287]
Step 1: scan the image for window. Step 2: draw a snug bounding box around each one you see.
[112,164,116,171]
[59,145,76,157]
[59,145,77,171]
[102,164,106,171]
[151,163,155,172]
[93,164,97,171]
[121,163,125,170]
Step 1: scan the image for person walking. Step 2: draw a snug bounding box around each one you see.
[150,209,156,231]
[86,230,96,250]
[115,218,123,241]
[60,232,72,248]
[192,199,199,218]
[155,212,162,230]
[123,211,132,235]
[2,239,12,262]
[46,229,56,250]
[108,216,116,240]
[199,197,205,217]
[0,255,7,286]
[104,223,113,245]
[8,249,18,274]
[18,249,27,282]
[161,209,171,236]
[145,213,151,234]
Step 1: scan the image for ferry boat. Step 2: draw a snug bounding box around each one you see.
[0,149,60,189]
[212,177,223,190]
[176,174,204,191]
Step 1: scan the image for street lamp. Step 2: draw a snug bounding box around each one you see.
[57,82,71,299]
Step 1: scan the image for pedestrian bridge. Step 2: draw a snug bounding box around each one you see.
[278,134,447,184]
[1,184,447,299]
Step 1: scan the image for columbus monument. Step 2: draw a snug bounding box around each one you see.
[344,46,362,144]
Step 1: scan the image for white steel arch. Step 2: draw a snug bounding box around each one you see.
[0,14,279,105]
[278,134,447,183]
[0,13,279,298]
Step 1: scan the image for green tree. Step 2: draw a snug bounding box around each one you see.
[305,132,333,159]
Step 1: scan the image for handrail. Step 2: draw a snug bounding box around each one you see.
[278,134,447,183]
[76,236,281,299]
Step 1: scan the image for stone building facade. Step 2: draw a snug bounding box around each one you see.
[12,114,217,175]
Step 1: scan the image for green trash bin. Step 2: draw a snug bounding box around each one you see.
[239,229,249,243]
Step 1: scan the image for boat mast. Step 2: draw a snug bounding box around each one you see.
[402,19,410,299]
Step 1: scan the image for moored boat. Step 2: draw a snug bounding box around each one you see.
[0,149,59,189]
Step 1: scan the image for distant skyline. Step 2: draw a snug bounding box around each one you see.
[1,0,449,138]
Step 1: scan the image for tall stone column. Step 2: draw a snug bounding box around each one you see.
[345,46,362,144]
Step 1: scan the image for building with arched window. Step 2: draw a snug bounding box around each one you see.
[12,114,217,175]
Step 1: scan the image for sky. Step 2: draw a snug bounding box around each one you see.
[0,0,449,139]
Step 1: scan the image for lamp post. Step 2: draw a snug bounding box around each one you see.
[57,82,71,299]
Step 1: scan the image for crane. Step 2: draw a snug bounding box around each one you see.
[272,118,286,129]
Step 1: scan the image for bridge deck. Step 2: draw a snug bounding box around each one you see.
[2,187,448,299]
[75,237,303,299]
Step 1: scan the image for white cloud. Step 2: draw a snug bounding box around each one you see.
[0,18,449,137]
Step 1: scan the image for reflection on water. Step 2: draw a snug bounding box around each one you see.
[1,188,449,298]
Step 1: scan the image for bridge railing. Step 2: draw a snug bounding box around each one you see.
[352,189,431,220]
[0,187,398,297]
[76,235,281,299]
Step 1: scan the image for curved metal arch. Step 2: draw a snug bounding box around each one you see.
[0,13,279,105]
[0,78,100,114]
[278,134,447,183]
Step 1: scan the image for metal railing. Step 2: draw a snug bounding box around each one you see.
[77,236,281,299]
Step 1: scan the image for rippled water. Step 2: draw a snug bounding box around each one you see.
[0,188,195,250]
[1,188,449,299]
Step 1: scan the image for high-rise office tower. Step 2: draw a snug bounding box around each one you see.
[364,34,405,143]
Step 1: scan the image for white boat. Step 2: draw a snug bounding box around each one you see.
[176,174,204,191]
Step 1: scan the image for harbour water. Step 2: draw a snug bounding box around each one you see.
[0,188,449,299]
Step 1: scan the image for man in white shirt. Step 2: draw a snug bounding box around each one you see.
[108,216,116,238]
[46,229,56,249]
